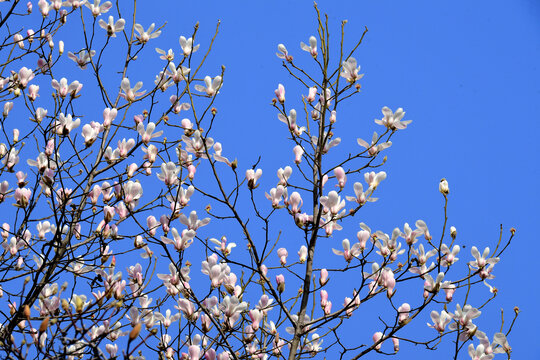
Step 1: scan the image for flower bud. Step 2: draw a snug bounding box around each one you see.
[276,274,285,293]
[319,269,329,286]
[58,40,64,55]
[439,178,449,195]
[450,226,457,240]
[129,322,142,341]
[39,317,50,333]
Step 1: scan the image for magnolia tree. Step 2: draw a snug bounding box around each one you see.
[0,1,517,360]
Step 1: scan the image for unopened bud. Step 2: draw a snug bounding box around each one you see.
[211,107,217,115]
[129,323,142,341]
[439,178,449,195]
[58,40,64,55]
[23,305,31,320]
[450,226,457,240]
[39,317,49,333]
[61,299,70,312]
[510,227,516,235]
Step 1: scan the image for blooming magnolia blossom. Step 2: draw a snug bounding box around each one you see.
[332,239,361,262]
[246,168,262,189]
[340,57,364,83]
[67,50,96,69]
[85,0,112,16]
[119,78,145,102]
[278,109,305,136]
[99,16,125,37]
[134,23,161,43]
[300,36,318,57]
[357,132,392,156]
[375,106,412,130]
[179,36,200,56]
[276,43,293,61]
[428,310,452,333]
[51,78,82,98]
[137,122,163,145]
[194,76,222,96]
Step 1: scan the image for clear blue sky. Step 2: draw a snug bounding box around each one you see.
[12,0,538,358]
[131,1,538,357]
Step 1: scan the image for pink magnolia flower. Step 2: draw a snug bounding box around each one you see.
[293,145,304,164]
[179,211,210,230]
[364,171,386,190]
[312,132,341,154]
[67,50,96,69]
[165,62,190,83]
[213,142,232,166]
[157,162,180,186]
[276,274,285,293]
[319,269,329,286]
[212,237,237,257]
[375,106,412,130]
[398,303,411,324]
[18,67,35,88]
[51,78,82,98]
[449,304,481,329]
[194,76,222,96]
[249,309,263,331]
[274,83,285,103]
[332,239,361,262]
[306,86,317,102]
[441,243,460,266]
[492,333,511,355]
[99,16,125,37]
[334,167,347,189]
[166,184,195,213]
[277,248,288,265]
[3,237,25,256]
[179,36,200,56]
[278,109,305,136]
[297,245,307,263]
[246,168,262,189]
[161,227,196,251]
[13,33,24,49]
[277,166,292,185]
[14,188,31,207]
[123,180,143,208]
[156,48,175,61]
[340,57,364,83]
[427,310,452,333]
[85,0,112,16]
[357,132,392,156]
[119,78,145,102]
[134,23,161,43]
[372,332,384,350]
[265,185,286,208]
[320,191,346,216]
[3,102,13,117]
[54,113,80,135]
[300,36,317,57]
[441,281,456,301]
[276,44,293,62]
[28,84,39,101]
[289,191,303,213]
[469,246,499,270]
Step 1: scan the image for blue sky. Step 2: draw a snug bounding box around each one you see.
[131,1,538,357]
[3,0,537,358]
